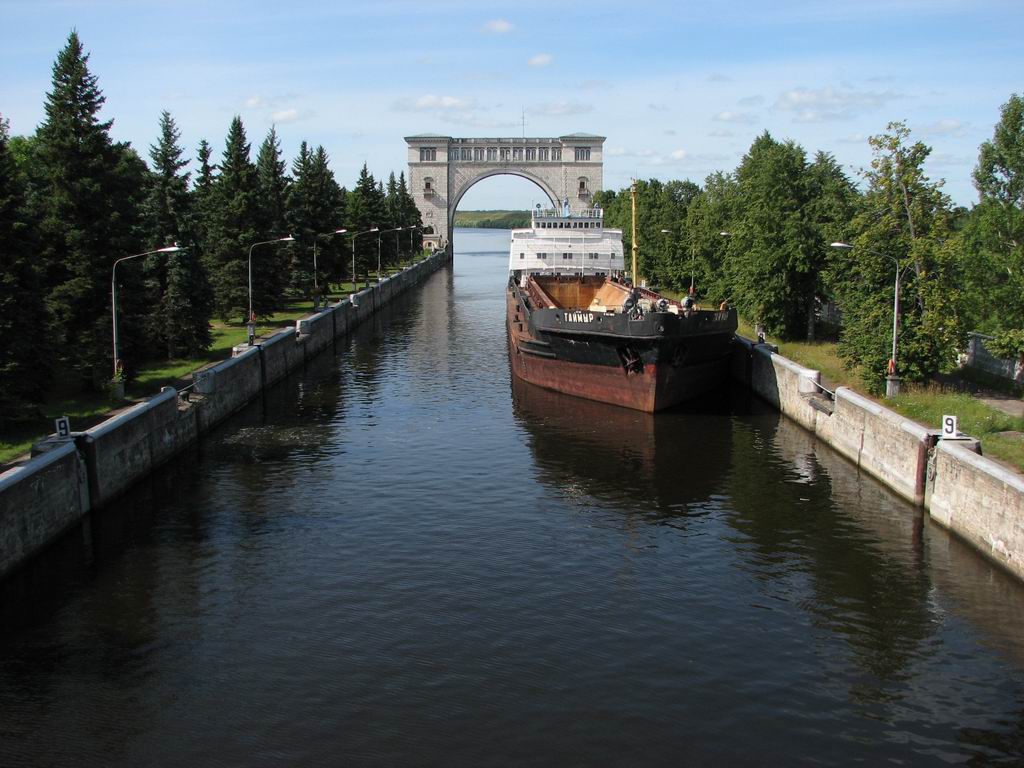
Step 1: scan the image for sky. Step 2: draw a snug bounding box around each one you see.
[1,0,1021,211]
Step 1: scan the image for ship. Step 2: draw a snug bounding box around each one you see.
[506,189,737,412]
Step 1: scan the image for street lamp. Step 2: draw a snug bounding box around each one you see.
[380,228,403,282]
[111,244,182,384]
[407,225,422,261]
[248,235,294,344]
[350,227,379,292]
[313,228,347,307]
[831,241,913,398]
[391,227,405,274]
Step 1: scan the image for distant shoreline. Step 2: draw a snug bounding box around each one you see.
[453,210,530,229]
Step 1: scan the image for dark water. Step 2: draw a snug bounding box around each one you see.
[3,228,1024,766]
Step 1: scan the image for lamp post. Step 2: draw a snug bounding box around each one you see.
[350,227,379,293]
[313,228,347,308]
[407,225,422,261]
[831,241,912,398]
[391,227,405,274]
[380,228,403,282]
[111,244,182,388]
[248,235,294,344]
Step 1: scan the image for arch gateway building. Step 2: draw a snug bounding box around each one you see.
[405,133,605,250]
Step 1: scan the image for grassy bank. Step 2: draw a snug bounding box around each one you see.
[454,210,530,229]
[0,256,427,467]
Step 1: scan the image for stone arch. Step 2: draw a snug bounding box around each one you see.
[406,134,605,250]
[448,168,561,234]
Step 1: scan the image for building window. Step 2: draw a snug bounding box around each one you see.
[513,147,523,161]
[462,148,470,160]
[419,147,436,162]
[562,253,572,260]
[474,147,484,161]
[538,252,548,260]
[575,147,591,161]
[520,253,525,259]
[539,147,549,161]
[423,177,434,197]
[500,147,510,161]
[552,147,561,161]
[526,148,536,161]
[486,147,497,161]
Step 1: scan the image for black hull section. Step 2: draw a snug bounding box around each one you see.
[508,279,738,411]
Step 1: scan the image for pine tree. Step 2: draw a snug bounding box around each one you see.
[193,139,216,252]
[0,116,50,424]
[144,111,211,357]
[397,171,423,256]
[256,125,291,306]
[34,31,145,386]
[285,143,345,294]
[205,116,262,320]
[347,164,386,286]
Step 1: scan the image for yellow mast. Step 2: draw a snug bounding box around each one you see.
[630,180,639,284]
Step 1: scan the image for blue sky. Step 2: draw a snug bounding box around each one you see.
[1,0,1021,210]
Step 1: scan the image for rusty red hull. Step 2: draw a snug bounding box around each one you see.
[508,337,728,411]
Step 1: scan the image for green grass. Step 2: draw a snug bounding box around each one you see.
[890,387,1024,469]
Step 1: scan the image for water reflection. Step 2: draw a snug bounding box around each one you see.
[511,374,733,516]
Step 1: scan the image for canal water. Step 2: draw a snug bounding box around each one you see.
[3,228,1024,766]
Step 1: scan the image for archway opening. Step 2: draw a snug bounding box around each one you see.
[451,173,558,260]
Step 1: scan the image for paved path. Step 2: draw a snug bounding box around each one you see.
[980,394,1024,419]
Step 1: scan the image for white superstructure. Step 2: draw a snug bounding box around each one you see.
[509,206,624,275]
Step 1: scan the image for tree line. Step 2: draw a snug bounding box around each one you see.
[595,99,1023,392]
[0,32,423,423]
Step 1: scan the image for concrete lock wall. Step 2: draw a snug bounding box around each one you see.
[733,338,934,506]
[732,335,1024,580]
[0,442,90,581]
[929,441,1024,580]
[194,346,263,433]
[261,326,305,388]
[0,250,450,580]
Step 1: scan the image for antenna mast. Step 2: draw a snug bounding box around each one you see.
[630,180,639,283]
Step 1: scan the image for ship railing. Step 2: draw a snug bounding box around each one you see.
[532,207,604,220]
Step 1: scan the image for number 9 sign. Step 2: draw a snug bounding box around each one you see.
[941,414,958,439]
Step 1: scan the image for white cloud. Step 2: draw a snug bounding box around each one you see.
[708,73,732,83]
[926,152,973,169]
[921,118,968,137]
[713,110,757,123]
[484,18,513,33]
[579,79,609,90]
[393,94,477,112]
[738,95,765,107]
[532,101,593,116]
[528,53,553,67]
[709,128,734,138]
[648,103,670,112]
[774,85,900,122]
[245,95,266,109]
[670,149,688,160]
[271,108,299,123]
